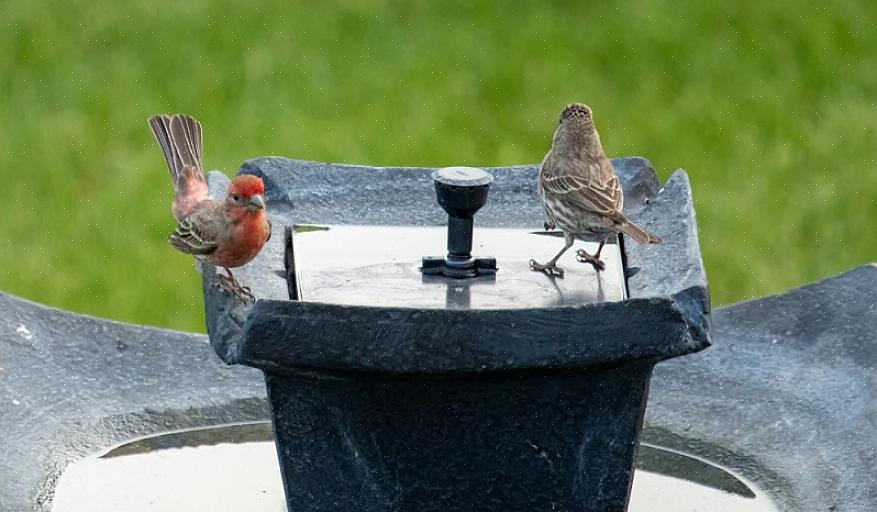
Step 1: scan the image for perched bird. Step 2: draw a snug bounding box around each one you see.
[530,103,661,277]
[148,114,271,303]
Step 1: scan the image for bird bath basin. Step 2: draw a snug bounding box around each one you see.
[50,422,779,512]
[1,157,874,512]
[201,156,711,512]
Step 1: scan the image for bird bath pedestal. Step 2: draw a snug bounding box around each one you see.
[203,157,711,512]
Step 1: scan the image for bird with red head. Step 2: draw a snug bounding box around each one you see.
[148,114,272,303]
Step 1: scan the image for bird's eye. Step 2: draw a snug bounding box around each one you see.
[232,194,240,201]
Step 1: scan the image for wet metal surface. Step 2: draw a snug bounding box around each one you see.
[289,225,626,309]
[52,423,779,512]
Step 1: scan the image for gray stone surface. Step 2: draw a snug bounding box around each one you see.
[213,157,711,512]
[0,293,267,512]
[645,264,877,512]
[0,266,875,511]
[0,154,873,511]
[203,156,708,365]
[241,299,704,375]
[265,361,654,512]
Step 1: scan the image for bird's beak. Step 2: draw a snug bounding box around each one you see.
[247,194,265,210]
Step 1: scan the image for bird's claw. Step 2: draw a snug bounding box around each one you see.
[575,250,606,271]
[236,285,256,304]
[543,221,556,231]
[529,259,565,278]
[217,274,257,304]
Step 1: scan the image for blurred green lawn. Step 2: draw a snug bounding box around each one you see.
[1,1,875,332]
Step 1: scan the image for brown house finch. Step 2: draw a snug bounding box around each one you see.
[148,114,271,302]
[530,103,661,277]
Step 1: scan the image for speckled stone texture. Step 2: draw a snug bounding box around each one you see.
[202,156,708,365]
[645,264,877,512]
[0,292,267,512]
[2,155,872,512]
[0,266,875,511]
[201,157,711,512]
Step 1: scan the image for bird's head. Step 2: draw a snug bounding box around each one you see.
[553,102,599,152]
[559,103,594,127]
[226,175,266,215]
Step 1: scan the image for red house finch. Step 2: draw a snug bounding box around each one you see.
[148,114,271,302]
[530,103,661,277]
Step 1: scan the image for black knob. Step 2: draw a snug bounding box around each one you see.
[422,167,496,278]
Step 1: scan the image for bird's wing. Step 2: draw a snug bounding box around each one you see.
[598,158,623,212]
[168,204,222,255]
[541,161,624,219]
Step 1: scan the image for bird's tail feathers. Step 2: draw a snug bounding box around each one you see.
[148,114,206,195]
[620,221,662,245]
[149,114,210,219]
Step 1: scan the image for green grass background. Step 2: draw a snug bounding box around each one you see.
[1,1,875,332]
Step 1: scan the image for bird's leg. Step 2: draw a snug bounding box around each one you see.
[530,234,573,277]
[225,268,256,303]
[576,240,606,271]
[216,267,255,304]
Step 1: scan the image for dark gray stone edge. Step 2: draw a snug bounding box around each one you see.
[206,156,711,367]
[237,298,709,376]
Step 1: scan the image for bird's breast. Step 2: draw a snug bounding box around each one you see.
[210,214,271,268]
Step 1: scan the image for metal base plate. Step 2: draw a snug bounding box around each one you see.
[289,225,626,309]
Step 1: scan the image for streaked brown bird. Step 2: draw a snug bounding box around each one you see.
[530,103,661,277]
[148,114,272,303]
